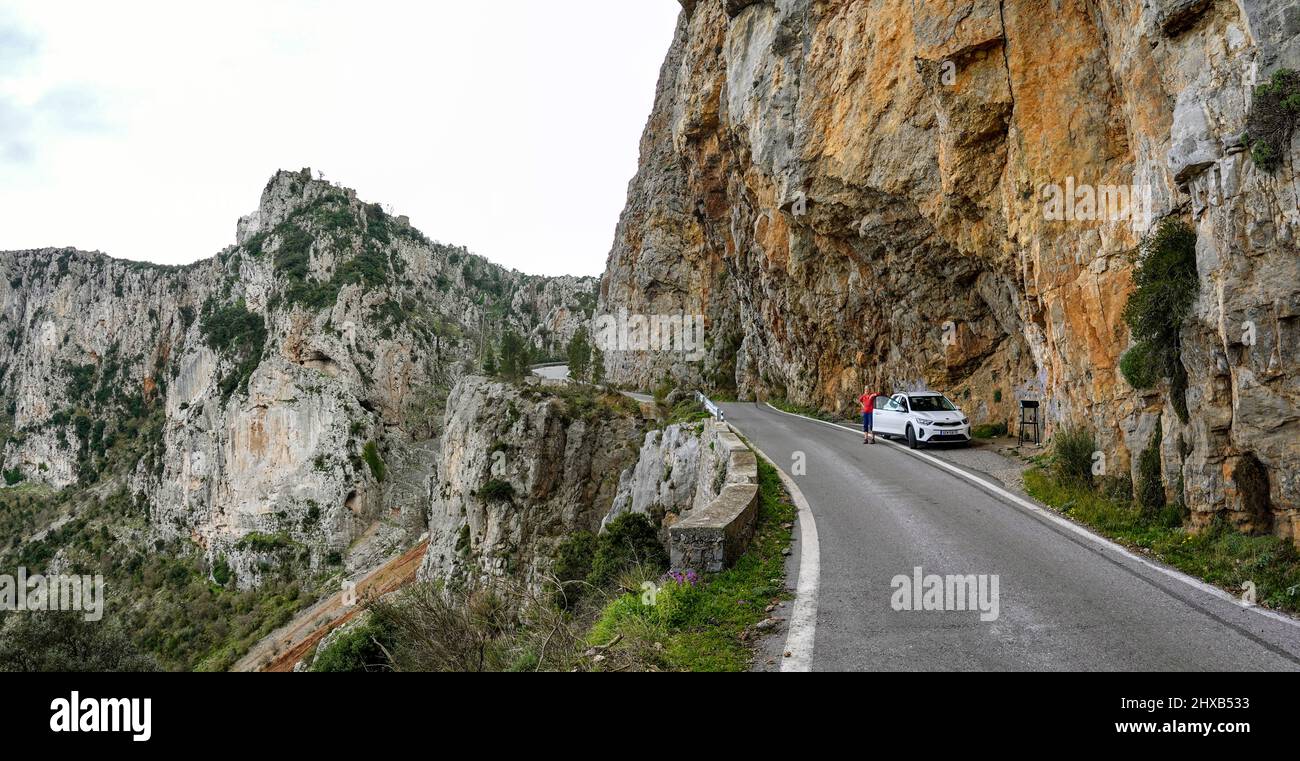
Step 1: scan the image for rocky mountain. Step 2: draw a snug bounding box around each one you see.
[0,168,596,590]
[597,0,1300,541]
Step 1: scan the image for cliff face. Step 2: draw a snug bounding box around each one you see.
[418,377,646,589]
[598,1,1300,540]
[0,169,596,585]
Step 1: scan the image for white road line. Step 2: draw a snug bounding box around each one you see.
[761,403,1300,631]
[731,428,820,672]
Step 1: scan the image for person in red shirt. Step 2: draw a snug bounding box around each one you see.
[858,386,878,445]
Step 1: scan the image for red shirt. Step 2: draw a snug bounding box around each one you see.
[859,392,877,413]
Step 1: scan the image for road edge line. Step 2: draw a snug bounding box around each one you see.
[761,403,1300,631]
[733,427,820,672]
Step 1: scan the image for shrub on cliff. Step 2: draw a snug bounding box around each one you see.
[1247,68,1300,172]
[1136,426,1165,515]
[310,615,396,672]
[1119,219,1197,422]
[478,478,514,502]
[362,440,386,482]
[200,298,267,399]
[589,513,669,588]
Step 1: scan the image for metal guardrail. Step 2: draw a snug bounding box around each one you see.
[697,391,725,422]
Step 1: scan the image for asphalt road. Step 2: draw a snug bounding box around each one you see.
[721,401,1300,672]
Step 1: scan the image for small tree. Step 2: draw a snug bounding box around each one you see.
[498,331,530,381]
[567,327,592,382]
[590,345,605,385]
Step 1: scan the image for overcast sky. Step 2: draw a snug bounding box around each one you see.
[0,1,681,276]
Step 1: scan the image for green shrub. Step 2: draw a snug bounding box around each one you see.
[1121,219,1197,420]
[1247,68,1300,172]
[1050,425,1096,489]
[479,479,514,502]
[551,531,596,604]
[311,616,395,672]
[212,555,233,586]
[1136,426,1165,515]
[589,513,668,586]
[236,531,292,553]
[361,441,385,482]
[3,468,23,486]
[1119,340,1159,389]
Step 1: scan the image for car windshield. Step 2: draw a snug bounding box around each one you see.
[909,395,957,412]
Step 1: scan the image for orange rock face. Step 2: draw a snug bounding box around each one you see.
[599,0,1300,540]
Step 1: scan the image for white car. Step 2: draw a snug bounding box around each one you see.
[872,392,971,448]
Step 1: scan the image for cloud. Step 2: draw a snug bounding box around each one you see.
[0,97,34,164]
[0,16,110,166]
[0,22,40,70]
[35,85,109,133]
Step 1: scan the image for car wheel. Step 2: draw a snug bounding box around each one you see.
[906,425,919,449]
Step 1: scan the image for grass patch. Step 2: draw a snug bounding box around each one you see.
[657,397,712,427]
[1024,468,1300,614]
[583,455,796,671]
[972,422,1008,439]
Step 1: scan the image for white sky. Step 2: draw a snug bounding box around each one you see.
[0,1,681,276]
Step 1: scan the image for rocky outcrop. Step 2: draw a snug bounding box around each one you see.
[598,1,1300,542]
[418,377,646,590]
[606,417,748,528]
[0,169,597,585]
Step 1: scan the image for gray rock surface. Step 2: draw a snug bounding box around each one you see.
[0,169,597,586]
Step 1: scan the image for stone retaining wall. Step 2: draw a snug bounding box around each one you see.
[668,421,760,573]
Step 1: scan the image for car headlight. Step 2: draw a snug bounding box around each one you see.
[918,418,935,425]
[961,417,969,425]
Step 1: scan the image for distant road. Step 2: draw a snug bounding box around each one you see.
[722,401,1300,671]
[531,364,570,381]
[232,540,428,672]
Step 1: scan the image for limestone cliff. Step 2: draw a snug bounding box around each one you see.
[418,376,646,589]
[598,1,1300,540]
[0,169,597,585]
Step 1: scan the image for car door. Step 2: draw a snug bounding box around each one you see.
[891,395,915,436]
[874,395,902,435]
